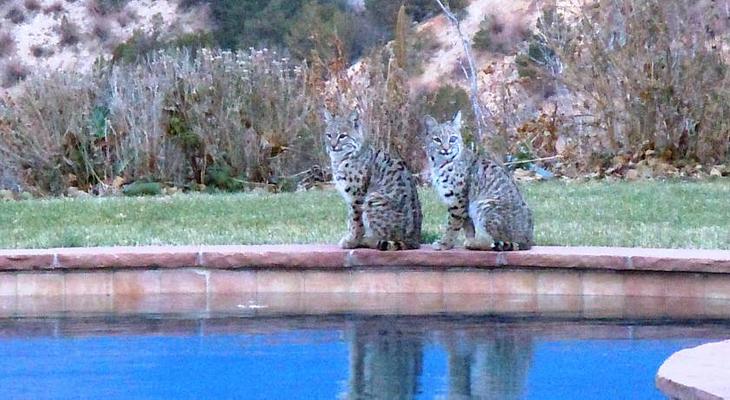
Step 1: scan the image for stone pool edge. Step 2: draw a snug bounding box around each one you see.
[0,245,729,298]
[1,244,729,272]
[656,340,730,400]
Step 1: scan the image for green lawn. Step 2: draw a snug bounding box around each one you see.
[0,180,728,249]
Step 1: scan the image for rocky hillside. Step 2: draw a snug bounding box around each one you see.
[0,0,209,89]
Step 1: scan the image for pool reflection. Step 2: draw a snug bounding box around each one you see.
[345,318,533,399]
[1,311,727,399]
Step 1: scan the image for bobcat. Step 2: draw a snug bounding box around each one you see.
[425,112,534,251]
[324,110,422,250]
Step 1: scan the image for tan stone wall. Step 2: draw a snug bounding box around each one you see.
[1,267,729,298]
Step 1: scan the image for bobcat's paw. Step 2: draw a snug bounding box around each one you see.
[432,240,454,251]
[491,241,515,251]
[339,235,360,249]
[464,238,492,251]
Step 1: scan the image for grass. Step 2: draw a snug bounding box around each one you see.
[0,180,728,249]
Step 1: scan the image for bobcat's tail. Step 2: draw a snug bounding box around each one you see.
[376,240,408,251]
[491,241,532,251]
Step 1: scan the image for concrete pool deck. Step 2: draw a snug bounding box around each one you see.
[0,245,729,298]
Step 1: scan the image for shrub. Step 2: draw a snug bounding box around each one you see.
[537,0,730,165]
[2,60,29,87]
[472,15,500,52]
[91,17,113,43]
[30,44,53,58]
[325,47,424,171]
[111,30,213,64]
[177,0,206,9]
[418,84,473,130]
[364,0,468,33]
[24,0,41,12]
[0,71,101,192]
[57,16,81,46]
[285,1,362,63]
[86,0,130,16]
[0,49,321,194]
[111,29,160,63]
[514,34,561,79]
[122,181,162,196]
[115,7,137,27]
[473,13,530,55]
[0,31,15,58]
[5,7,26,24]
[43,1,64,14]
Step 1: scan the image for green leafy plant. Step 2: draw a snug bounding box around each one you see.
[122,181,162,196]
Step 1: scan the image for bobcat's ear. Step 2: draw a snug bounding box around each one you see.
[348,110,360,128]
[451,111,463,131]
[423,115,439,133]
[322,108,333,123]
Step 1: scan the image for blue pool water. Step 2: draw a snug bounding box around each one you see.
[0,316,727,399]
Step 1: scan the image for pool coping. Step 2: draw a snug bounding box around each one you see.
[657,340,730,400]
[1,245,729,273]
[1,245,729,300]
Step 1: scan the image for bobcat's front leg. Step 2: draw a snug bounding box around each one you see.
[463,216,492,251]
[433,202,467,250]
[340,196,365,249]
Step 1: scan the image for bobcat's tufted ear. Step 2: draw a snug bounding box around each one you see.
[423,115,439,133]
[348,110,360,128]
[451,111,463,132]
[322,108,333,123]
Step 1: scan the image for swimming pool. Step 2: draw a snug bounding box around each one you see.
[1,310,728,399]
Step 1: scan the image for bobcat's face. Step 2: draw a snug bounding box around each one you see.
[424,111,464,165]
[323,110,363,159]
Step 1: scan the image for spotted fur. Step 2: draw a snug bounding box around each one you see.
[324,110,422,250]
[424,112,534,251]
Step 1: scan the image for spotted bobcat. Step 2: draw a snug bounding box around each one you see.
[324,110,422,250]
[425,112,534,251]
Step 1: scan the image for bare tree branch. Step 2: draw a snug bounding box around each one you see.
[434,0,492,147]
[504,155,563,166]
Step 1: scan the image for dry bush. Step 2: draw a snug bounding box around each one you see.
[324,46,424,171]
[44,1,65,14]
[5,7,26,24]
[30,44,53,57]
[1,60,29,87]
[91,17,114,43]
[24,0,41,12]
[536,0,730,165]
[57,16,81,46]
[0,31,15,58]
[106,48,320,186]
[473,12,530,55]
[0,71,102,193]
[115,6,137,27]
[0,49,321,194]
[86,0,129,16]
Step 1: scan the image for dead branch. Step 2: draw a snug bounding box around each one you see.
[434,0,492,146]
[504,155,563,166]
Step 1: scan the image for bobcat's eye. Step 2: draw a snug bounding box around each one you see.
[338,133,348,140]
[449,136,458,144]
[325,133,332,139]
[433,137,442,144]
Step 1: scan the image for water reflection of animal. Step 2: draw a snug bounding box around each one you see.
[343,318,533,400]
[346,319,424,399]
[446,334,533,400]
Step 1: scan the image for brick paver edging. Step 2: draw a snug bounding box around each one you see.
[657,340,730,400]
[0,245,728,273]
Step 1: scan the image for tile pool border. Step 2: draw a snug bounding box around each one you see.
[0,245,729,298]
[657,340,730,400]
